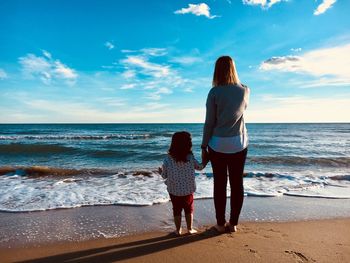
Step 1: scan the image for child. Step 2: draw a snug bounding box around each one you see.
[160,131,208,235]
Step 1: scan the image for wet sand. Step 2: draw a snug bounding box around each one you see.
[1,196,350,262]
[2,218,350,263]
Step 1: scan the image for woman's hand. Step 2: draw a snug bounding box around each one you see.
[201,148,209,165]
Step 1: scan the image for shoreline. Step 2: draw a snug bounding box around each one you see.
[1,196,350,249]
[2,218,350,263]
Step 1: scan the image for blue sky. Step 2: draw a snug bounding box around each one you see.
[0,0,349,123]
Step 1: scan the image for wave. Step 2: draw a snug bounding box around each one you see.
[0,166,159,177]
[249,156,350,167]
[1,166,350,212]
[0,134,152,141]
[330,175,350,181]
[0,143,154,157]
[0,143,76,155]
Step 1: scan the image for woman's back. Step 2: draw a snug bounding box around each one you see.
[202,83,249,147]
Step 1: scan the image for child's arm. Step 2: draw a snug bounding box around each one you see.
[159,160,167,179]
[193,155,208,171]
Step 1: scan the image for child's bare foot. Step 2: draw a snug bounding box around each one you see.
[188,228,198,234]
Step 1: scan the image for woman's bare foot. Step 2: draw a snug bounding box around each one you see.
[214,224,226,233]
[225,222,237,232]
[188,228,198,234]
[174,228,182,236]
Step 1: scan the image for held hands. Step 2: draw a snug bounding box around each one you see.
[158,166,163,174]
[201,148,210,167]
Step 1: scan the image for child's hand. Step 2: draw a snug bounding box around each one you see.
[158,166,163,174]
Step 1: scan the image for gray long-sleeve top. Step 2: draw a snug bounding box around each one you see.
[201,83,250,147]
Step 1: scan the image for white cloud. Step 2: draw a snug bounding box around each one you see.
[140,48,167,57]
[121,48,167,57]
[122,70,136,79]
[174,3,218,19]
[121,49,136,53]
[260,43,350,84]
[18,51,77,85]
[118,48,195,100]
[0,69,8,79]
[121,56,170,78]
[96,97,126,107]
[54,61,77,79]
[290,47,302,52]
[314,0,336,15]
[170,56,202,65]
[105,41,115,50]
[242,0,284,9]
[5,98,203,123]
[42,50,52,59]
[246,95,350,122]
[120,83,136,90]
[145,87,172,101]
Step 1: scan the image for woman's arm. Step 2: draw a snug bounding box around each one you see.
[201,89,216,148]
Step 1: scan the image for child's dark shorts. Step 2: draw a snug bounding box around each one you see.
[169,193,194,216]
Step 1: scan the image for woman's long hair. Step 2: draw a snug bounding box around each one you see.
[212,56,240,87]
[168,131,193,162]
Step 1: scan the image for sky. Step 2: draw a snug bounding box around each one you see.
[0,0,349,123]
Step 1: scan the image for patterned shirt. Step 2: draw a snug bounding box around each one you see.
[161,154,204,196]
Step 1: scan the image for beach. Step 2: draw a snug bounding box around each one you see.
[1,123,349,262]
[1,197,350,262]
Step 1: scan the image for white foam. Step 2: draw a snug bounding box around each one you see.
[0,171,349,212]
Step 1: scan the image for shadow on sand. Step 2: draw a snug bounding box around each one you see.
[18,228,221,263]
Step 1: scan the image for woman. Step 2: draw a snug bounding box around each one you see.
[201,56,249,233]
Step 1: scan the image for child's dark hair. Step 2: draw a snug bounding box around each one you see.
[168,131,193,162]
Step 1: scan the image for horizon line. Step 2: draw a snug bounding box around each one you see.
[0,122,349,125]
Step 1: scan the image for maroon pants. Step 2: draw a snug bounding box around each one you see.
[169,193,194,216]
[209,147,248,226]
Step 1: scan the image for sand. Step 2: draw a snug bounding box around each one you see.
[1,196,350,262]
[1,218,349,263]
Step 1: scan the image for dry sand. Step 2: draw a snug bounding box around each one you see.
[2,218,349,263]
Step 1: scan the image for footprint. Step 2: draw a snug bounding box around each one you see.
[249,248,257,253]
[284,250,315,262]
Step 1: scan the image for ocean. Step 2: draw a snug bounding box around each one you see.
[0,123,349,212]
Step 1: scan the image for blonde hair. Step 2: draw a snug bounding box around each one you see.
[212,56,240,87]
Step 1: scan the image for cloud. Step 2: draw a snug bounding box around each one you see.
[290,48,302,52]
[18,51,77,85]
[174,3,218,19]
[121,56,170,78]
[42,50,52,59]
[260,43,350,83]
[96,97,126,107]
[170,56,202,65]
[242,0,284,9]
[105,41,115,50]
[0,69,8,79]
[118,48,196,100]
[145,87,173,101]
[314,0,336,15]
[140,48,167,57]
[121,48,167,57]
[246,95,350,122]
[120,83,136,90]
[4,97,203,123]
[122,70,136,79]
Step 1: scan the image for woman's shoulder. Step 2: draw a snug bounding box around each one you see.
[239,83,250,91]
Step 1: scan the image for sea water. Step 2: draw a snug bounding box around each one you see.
[0,123,349,212]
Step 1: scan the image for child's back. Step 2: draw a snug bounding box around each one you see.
[162,153,203,197]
